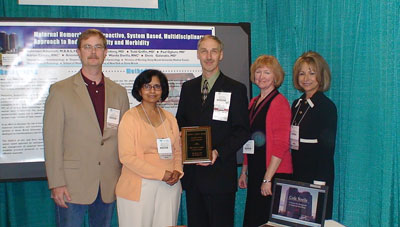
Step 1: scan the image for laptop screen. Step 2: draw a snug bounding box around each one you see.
[269,178,328,227]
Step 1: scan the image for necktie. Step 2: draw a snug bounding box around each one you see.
[202,80,209,104]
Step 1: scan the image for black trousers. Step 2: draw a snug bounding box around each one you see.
[243,173,292,227]
[186,188,236,227]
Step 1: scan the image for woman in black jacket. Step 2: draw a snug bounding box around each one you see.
[290,51,337,219]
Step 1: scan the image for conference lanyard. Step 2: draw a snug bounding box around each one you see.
[291,99,311,126]
[249,89,278,126]
[141,104,172,159]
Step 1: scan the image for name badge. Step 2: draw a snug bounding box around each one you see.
[243,140,255,154]
[106,108,120,129]
[157,138,173,160]
[212,92,231,122]
[290,125,299,150]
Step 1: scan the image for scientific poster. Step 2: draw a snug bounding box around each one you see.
[0,21,213,164]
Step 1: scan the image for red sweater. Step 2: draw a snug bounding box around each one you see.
[243,93,293,174]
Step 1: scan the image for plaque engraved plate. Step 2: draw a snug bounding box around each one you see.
[181,126,212,164]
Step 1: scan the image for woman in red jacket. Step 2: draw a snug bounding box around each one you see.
[239,55,293,227]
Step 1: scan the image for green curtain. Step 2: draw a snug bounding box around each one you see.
[1,0,399,226]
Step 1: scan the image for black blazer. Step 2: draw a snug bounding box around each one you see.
[290,91,337,218]
[291,91,337,185]
[176,72,250,194]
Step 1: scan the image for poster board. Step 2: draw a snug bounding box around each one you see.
[0,18,251,181]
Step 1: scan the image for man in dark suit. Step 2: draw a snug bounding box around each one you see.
[176,35,250,227]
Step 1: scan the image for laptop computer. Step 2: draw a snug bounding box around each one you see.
[261,178,329,227]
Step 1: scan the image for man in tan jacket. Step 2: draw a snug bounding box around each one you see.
[43,29,129,227]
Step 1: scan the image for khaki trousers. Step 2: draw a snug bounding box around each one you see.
[117,178,182,227]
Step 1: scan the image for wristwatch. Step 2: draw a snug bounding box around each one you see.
[262,179,271,184]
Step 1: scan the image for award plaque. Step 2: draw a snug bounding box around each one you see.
[181,126,212,164]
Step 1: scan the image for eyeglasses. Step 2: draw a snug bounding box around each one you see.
[143,84,162,91]
[82,44,105,51]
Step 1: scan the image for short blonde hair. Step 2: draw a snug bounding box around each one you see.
[77,29,107,49]
[293,51,331,92]
[250,55,285,88]
[197,35,224,50]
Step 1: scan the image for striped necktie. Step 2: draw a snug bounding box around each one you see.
[202,80,209,104]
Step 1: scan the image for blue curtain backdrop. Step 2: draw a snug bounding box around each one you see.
[1,0,399,226]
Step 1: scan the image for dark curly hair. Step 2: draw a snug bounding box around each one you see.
[131,69,169,102]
